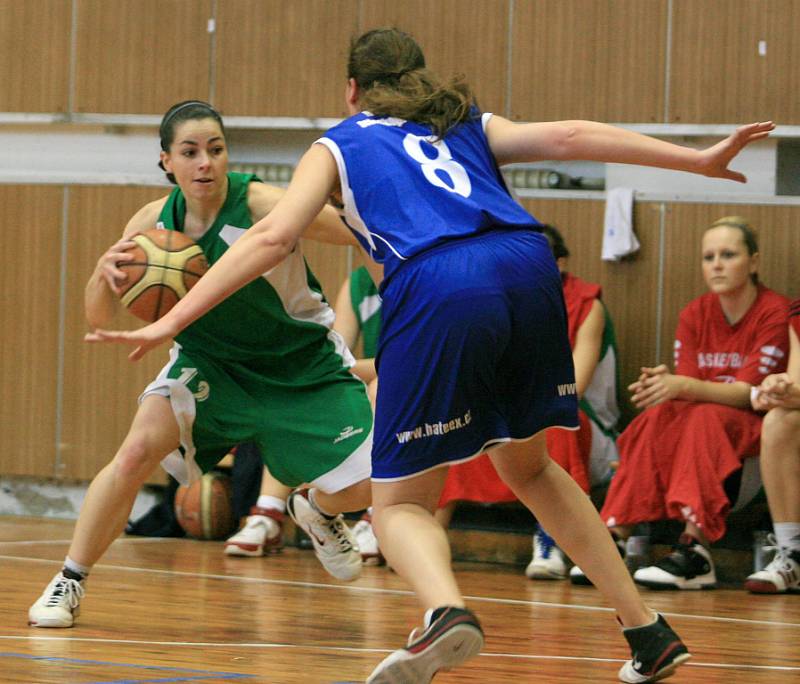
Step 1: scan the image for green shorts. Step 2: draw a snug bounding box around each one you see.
[141,344,373,492]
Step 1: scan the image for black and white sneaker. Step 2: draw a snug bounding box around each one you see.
[619,613,691,683]
[633,535,716,590]
[367,606,484,683]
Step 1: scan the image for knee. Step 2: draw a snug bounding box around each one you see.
[496,450,551,493]
[761,407,800,452]
[113,438,162,483]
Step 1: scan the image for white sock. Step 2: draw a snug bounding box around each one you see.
[64,556,91,579]
[256,495,286,513]
[774,522,800,551]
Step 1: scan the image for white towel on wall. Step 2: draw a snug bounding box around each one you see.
[602,187,640,261]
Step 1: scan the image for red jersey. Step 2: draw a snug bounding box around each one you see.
[673,285,790,385]
[562,272,602,347]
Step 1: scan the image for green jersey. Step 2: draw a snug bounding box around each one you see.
[349,266,382,358]
[148,172,373,489]
[157,172,353,382]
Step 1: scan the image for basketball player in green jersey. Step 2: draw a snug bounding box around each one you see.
[28,100,374,629]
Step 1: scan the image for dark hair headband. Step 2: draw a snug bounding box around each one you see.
[161,100,218,131]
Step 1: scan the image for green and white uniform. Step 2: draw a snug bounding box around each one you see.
[349,266,382,358]
[142,172,373,491]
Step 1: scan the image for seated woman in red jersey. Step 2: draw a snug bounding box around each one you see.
[592,216,790,590]
[437,224,622,580]
[745,299,800,594]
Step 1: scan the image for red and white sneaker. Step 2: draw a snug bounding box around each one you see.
[224,506,284,557]
[745,545,800,594]
[352,512,385,566]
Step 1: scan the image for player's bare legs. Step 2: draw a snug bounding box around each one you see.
[490,434,652,628]
[490,434,689,682]
[371,467,462,609]
[29,395,180,627]
[313,478,371,515]
[68,395,180,566]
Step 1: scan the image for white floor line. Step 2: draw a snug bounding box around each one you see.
[0,635,797,673]
[0,538,173,546]
[3,553,799,630]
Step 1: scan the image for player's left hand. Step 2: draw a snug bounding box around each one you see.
[696,121,775,182]
[630,368,684,409]
[85,316,180,361]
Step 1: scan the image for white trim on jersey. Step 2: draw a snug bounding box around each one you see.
[140,342,202,487]
[315,137,408,263]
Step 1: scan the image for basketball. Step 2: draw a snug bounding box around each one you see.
[174,471,236,540]
[117,229,208,322]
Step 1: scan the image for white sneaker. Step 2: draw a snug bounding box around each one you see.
[633,535,716,590]
[287,489,362,581]
[745,545,800,594]
[28,572,86,628]
[352,514,385,566]
[526,526,567,579]
[569,564,591,585]
[224,506,284,557]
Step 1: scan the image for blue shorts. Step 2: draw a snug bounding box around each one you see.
[372,229,578,481]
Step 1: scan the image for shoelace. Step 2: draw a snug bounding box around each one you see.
[326,517,355,552]
[761,532,779,558]
[766,546,799,575]
[46,577,85,608]
[536,529,555,559]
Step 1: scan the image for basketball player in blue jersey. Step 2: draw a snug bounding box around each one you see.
[90,30,774,684]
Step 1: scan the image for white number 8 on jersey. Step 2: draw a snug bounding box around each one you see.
[402,134,472,198]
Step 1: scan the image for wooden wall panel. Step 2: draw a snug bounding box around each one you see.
[60,186,169,481]
[519,198,662,426]
[669,0,800,124]
[0,187,63,477]
[0,0,71,112]
[74,0,212,114]
[510,0,667,123]
[359,0,509,116]
[660,203,800,368]
[215,0,358,118]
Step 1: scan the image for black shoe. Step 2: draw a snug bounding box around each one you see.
[619,613,691,682]
[633,535,716,590]
[366,606,484,683]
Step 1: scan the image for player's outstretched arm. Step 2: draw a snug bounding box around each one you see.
[486,116,774,181]
[86,144,339,360]
[248,182,357,246]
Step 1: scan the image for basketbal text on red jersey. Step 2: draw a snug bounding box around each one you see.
[673,286,790,384]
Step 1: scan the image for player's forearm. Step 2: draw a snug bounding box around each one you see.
[555,121,702,172]
[168,226,295,332]
[84,270,119,330]
[350,358,377,384]
[676,376,752,409]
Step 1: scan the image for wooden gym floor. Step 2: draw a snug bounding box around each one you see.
[1,516,798,683]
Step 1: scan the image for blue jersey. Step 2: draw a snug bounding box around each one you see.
[318,111,540,282]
